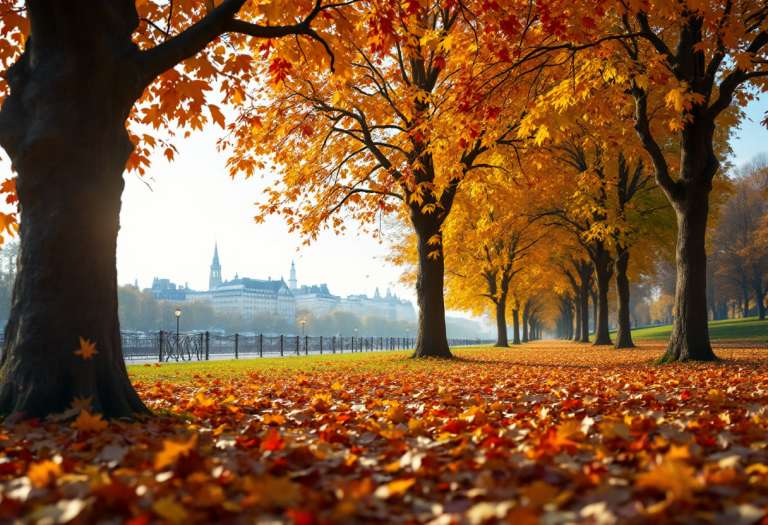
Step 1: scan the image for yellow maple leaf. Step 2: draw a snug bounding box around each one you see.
[27,460,61,488]
[636,460,701,500]
[155,433,198,470]
[73,410,108,432]
[375,478,417,498]
[152,497,189,524]
[70,395,93,409]
[601,417,631,440]
[74,337,98,360]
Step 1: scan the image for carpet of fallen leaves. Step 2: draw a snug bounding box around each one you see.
[4,342,768,525]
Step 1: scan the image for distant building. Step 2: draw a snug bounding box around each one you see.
[186,245,295,320]
[141,244,416,323]
[290,263,416,322]
[339,287,416,322]
[145,278,191,301]
[294,283,341,315]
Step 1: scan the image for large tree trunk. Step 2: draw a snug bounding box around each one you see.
[410,212,452,358]
[511,309,521,345]
[494,297,509,347]
[592,243,613,346]
[0,3,152,418]
[743,286,750,318]
[614,246,635,349]
[660,183,718,362]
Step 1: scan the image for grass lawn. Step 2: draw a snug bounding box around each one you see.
[588,316,768,343]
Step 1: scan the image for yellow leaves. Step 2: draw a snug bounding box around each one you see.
[27,460,62,488]
[262,413,286,425]
[534,126,550,146]
[243,474,302,508]
[73,411,109,433]
[331,381,344,390]
[600,417,631,440]
[155,434,198,470]
[75,337,98,361]
[636,460,702,500]
[386,404,408,424]
[708,389,726,404]
[152,497,189,524]
[374,478,416,499]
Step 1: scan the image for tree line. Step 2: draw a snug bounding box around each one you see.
[0,0,766,418]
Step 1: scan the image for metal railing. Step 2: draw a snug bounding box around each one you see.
[119,332,491,362]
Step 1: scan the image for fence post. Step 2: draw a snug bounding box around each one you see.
[305,335,308,356]
[340,335,343,353]
[235,333,239,359]
[280,335,284,356]
[158,330,164,362]
[205,331,210,361]
[296,335,300,355]
[259,334,263,358]
[332,336,336,354]
[320,336,323,354]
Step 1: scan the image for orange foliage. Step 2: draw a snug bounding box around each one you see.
[2,343,768,522]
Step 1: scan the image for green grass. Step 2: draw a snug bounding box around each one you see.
[590,316,768,343]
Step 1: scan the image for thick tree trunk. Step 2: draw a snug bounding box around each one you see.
[614,247,635,349]
[592,244,613,346]
[660,184,718,362]
[0,3,152,418]
[512,309,521,345]
[410,213,452,358]
[494,298,509,347]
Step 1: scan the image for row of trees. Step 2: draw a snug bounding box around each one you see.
[0,0,766,417]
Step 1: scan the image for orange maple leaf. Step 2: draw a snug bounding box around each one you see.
[155,434,198,470]
[73,410,109,432]
[75,337,98,360]
[71,395,93,409]
[27,460,61,488]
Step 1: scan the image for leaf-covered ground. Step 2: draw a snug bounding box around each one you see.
[3,342,768,524]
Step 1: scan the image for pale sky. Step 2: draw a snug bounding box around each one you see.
[0,97,765,325]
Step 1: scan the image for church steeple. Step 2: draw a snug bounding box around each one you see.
[209,242,222,290]
[288,260,297,290]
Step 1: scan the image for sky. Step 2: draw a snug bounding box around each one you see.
[0,96,766,325]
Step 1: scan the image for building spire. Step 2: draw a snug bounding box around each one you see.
[288,260,298,290]
[209,241,222,290]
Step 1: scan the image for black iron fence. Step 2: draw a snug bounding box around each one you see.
[120,331,490,362]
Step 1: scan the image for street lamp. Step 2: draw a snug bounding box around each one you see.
[175,308,181,352]
[354,327,358,353]
[300,319,306,336]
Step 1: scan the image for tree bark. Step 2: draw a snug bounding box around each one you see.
[494,297,509,347]
[410,212,452,358]
[660,184,718,362]
[592,243,613,346]
[512,309,521,345]
[0,2,152,418]
[614,246,635,349]
[753,282,766,321]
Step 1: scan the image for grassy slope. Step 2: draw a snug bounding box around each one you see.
[607,317,767,342]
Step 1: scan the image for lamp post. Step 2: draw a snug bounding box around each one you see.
[175,308,181,354]
[300,319,306,336]
[355,327,358,352]
[406,328,410,348]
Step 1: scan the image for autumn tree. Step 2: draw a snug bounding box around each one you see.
[443,179,544,347]
[0,0,341,418]
[233,0,568,357]
[714,154,768,319]
[597,0,767,361]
